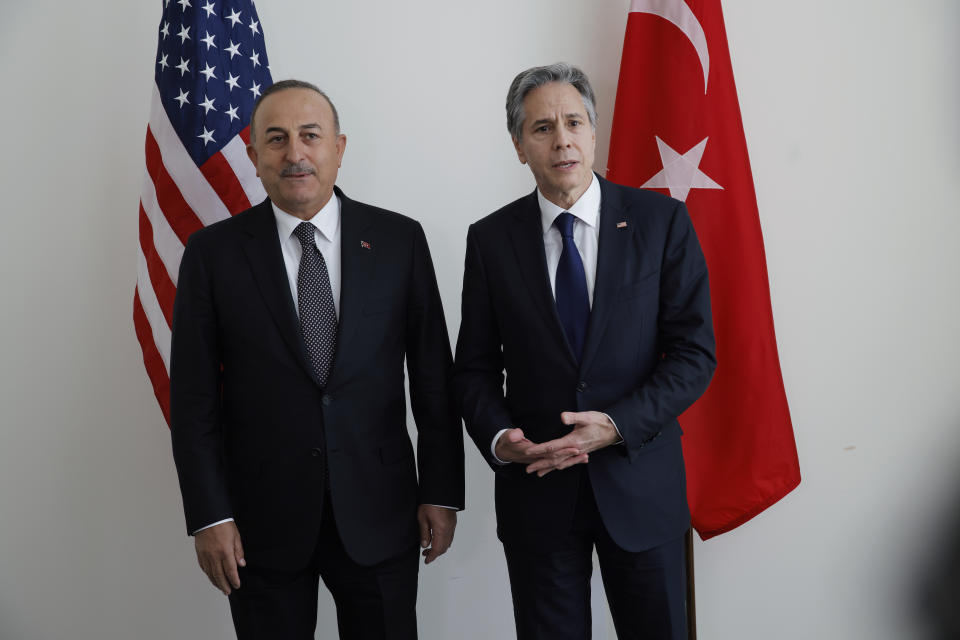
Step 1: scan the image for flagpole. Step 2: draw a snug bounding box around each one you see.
[686,528,696,639]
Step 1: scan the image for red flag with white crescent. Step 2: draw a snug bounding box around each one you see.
[607,0,801,539]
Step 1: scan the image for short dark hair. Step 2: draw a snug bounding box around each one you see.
[249,79,341,141]
[506,63,597,141]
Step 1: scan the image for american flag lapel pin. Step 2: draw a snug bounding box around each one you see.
[616,221,628,229]
[360,240,371,250]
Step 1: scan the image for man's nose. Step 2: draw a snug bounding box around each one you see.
[554,127,572,149]
[284,137,306,162]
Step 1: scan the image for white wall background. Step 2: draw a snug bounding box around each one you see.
[1,0,957,638]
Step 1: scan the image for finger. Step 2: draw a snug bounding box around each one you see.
[526,438,579,456]
[556,453,589,470]
[431,526,453,556]
[506,428,526,443]
[233,535,246,569]
[417,512,432,549]
[536,453,589,477]
[224,554,241,591]
[207,557,231,595]
[524,449,581,474]
[422,546,439,564]
[560,411,582,426]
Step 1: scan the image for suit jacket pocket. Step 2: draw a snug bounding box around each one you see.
[617,270,659,301]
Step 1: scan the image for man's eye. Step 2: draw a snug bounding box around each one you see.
[570,120,581,127]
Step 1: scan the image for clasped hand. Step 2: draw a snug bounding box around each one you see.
[494,411,619,477]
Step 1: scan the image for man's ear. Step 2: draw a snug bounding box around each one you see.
[246,143,260,176]
[335,134,347,168]
[512,137,527,165]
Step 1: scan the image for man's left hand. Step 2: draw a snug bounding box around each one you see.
[417,505,457,565]
[524,411,620,477]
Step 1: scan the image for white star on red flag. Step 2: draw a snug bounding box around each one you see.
[641,136,723,202]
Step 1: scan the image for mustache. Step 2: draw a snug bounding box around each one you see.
[280,162,316,177]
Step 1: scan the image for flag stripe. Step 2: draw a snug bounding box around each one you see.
[220,132,267,206]
[133,290,171,423]
[137,246,173,371]
[139,204,177,327]
[199,149,253,215]
[139,172,184,287]
[148,84,232,226]
[144,128,205,245]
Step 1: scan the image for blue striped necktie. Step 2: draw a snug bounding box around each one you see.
[553,211,589,362]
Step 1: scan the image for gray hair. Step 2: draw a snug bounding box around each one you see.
[506,63,597,141]
[249,79,341,141]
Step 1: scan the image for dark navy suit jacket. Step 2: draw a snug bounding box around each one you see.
[453,176,715,552]
[170,188,464,570]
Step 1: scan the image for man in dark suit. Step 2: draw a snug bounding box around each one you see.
[453,63,716,639]
[170,79,464,639]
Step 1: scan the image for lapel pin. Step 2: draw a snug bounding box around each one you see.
[616,221,628,229]
[360,240,371,250]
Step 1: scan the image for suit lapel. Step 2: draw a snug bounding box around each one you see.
[507,191,576,364]
[329,187,375,381]
[239,199,315,381]
[580,178,629,376]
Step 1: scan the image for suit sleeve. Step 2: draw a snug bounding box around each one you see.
[405,223,465,510]
[452,224,515,469]
[169,234,232,535]
[604,202,717,455]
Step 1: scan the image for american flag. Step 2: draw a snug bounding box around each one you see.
[134,0,273,423]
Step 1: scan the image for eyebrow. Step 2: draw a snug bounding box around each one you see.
[264,123,323,135]
[530,113,585,128]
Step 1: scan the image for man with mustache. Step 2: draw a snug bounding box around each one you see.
[170,79,464,639]
[453,63,715,639]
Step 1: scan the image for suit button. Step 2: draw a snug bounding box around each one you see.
[322,395,332,406]
[311,447,322,457]
[577,381,587,392]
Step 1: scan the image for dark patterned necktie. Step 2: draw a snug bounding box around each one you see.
[293,222,338,386]
[553,211,590,362]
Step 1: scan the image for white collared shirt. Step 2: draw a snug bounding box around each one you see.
[272,195,342,317]
[537,172,601,308]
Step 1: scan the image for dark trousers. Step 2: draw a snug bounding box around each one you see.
[228,497,419,640]
[503,472,687,640]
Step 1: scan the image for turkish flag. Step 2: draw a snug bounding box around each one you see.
[607,0,801,539]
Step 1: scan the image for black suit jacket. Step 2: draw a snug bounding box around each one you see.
[453,176,715,552]
[170,188,464,570]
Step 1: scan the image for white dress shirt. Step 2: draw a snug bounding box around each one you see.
[273,196,342,317]
[490,174,620,463]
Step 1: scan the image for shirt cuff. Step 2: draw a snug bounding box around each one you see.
[602,413,623,445]
[491,428,511,465]
[193,518,234,535]
[423,504,458,510]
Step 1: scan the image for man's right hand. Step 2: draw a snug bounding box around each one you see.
[195,521,245,596]
[494,428,582,465]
